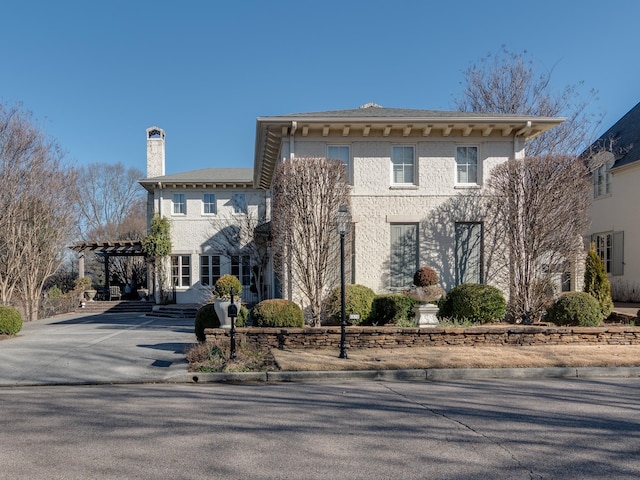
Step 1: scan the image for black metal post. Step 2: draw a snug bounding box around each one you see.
[229,288,237,360]
[339,230,347,359]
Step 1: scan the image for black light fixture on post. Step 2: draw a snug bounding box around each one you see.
[228,288,238,360]
[335,204,351,359]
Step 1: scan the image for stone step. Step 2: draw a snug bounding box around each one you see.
[79,301,154,314]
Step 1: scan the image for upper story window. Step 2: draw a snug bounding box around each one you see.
[391,146,415,185]
[327,145,351,184]
[203,193,216,215]
[456,146,478,185]
[593,164,612,198]
[233,193,247,214]
[172,193,186,215]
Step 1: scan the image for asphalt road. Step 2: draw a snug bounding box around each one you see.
[1,379,639,479]
[0,312,195,385]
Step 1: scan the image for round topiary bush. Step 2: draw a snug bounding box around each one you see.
[547,292,602,327]
[195,303,220,342]
[0,306,23,336]
[213,274,242,299]
[438,284,506,324]
[252,299,304,328]
[325,284,376,325]
[370,294,415,325]
[413,266,439,287]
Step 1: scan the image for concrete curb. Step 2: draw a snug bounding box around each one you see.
[3,367,640,388]
[163,366,640,385]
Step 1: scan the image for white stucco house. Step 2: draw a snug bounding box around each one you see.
[584,101,640,301]
[140,104,570,306]
[139,127,270,305]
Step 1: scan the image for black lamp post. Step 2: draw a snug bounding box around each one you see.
[335,204,351,359]
[228,288,238,360]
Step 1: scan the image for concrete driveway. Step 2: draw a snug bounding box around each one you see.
[0,312,196,386]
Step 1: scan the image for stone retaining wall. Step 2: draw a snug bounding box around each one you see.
[204,325,640,350]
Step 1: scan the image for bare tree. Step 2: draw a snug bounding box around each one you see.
[486,155,591,323]
[75,162,146,239]
[75,164,147,289]
[271,158,350,326]
[0,102,78,320]
[455,47,600,156]
[206,204,270,303]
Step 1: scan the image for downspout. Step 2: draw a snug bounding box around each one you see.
[287,121,297,301]
[157,182,163,217]
[289,121,297,160]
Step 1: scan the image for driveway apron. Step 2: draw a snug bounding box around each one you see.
[0,312,196,385]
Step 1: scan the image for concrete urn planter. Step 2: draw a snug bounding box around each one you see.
[84,289,97,302]
[414,303,440,328]
[407,286,444,328]
[214,299,242,329]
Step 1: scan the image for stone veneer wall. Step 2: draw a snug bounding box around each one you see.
[205,325,640,351]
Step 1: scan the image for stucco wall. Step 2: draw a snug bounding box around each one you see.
[590,163,640,289]
[152,187,267,304]
[290,136,516,294]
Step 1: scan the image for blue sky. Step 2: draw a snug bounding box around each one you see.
[0,0,638,175]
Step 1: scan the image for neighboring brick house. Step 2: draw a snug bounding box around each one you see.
[584,101,640,299]
[139,127,270,305]
[254,104,565,302]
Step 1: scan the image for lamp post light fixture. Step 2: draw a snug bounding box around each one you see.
[228,288,238,360]
[335,204,351,359]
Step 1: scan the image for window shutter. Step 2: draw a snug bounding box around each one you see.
[612,231,624,276]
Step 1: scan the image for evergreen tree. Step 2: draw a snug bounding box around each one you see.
[583,243,613,319]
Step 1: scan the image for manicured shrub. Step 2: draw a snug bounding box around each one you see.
[370,294,415,325]
[195,303,220,342]
[547,292,601,327]
[252,299,304,327]
[74,276,92,291]
[413,266,439,287]
[47,285,63,299]
[438,284,506,323]
[325,284,376,325]
[584,243,613,320]
[214,274,242,299]
[237,305,249,327]
[0,306,23,336]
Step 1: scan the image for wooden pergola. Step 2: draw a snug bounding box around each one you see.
[71,241,147,292]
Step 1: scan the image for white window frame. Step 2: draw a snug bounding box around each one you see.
[327,145,352,184]
[593,163,612,198]
[233,193,247,215]
[391,145,415,185]
[595,232,613,275]
[455,145,479,186]
[203,193,216,215]
[200,254,221,286]
[389,223,418,289]
[171,254,191,288]
[231,255,251,286]
[172,193,186,215]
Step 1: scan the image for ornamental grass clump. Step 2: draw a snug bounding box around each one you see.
[0,306,23,335]
[252,299,304,327]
